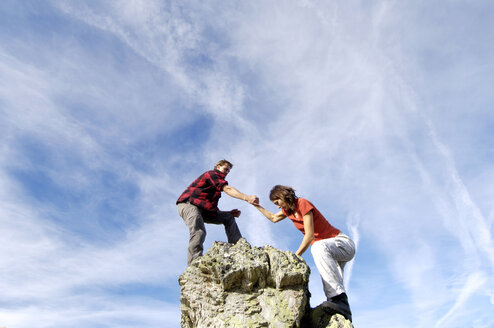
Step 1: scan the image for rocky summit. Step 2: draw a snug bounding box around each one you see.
[178,238,353,328]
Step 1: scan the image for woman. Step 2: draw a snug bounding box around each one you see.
[253,185,355,321]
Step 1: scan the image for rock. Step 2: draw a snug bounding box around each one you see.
[302,306,354,328]
[178,238,353,328]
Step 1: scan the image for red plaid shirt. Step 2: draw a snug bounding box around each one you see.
[176,169,228,215]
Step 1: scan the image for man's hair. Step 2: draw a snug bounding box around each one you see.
[269,185,298,215]
[214,159,233,170]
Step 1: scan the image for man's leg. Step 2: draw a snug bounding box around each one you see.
[204,211,242,244]
[177,203,207,265]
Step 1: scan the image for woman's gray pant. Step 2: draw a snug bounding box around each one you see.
[311,233,356,299]
[177,202,242,265]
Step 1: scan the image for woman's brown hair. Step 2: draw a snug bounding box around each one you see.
[269,185,298,215]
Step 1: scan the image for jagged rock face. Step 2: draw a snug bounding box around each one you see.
[179,238,353,328]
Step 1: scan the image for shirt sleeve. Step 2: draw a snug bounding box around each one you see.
[298,198,315,217]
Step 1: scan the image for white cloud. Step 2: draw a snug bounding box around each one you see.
[436,271,488,328]
[1,1,493,327]
[54,0,246,117]
[0,296,181,328]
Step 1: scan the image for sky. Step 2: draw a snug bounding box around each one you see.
[0,1,493,327]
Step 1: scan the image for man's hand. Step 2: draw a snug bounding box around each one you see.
[230,209,241,217]
[245,195,259,205]
[222,186,259,205]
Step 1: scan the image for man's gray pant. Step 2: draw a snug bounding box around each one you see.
[177,202,242,265]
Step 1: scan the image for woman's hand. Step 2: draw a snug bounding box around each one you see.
[245,195,259,205]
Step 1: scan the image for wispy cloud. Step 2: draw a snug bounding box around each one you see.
[54,0,246,117]
[436,271,488,328]
[1,1,493,327]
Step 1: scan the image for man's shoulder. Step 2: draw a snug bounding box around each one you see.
[208,169,227,179]
[195,170,214,180]
[193,170,227,188]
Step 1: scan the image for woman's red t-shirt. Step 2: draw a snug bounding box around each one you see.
[282,198,340,245]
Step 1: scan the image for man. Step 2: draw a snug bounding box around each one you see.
[177,160,258,265]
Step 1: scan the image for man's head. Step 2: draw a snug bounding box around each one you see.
[215,159,233,175]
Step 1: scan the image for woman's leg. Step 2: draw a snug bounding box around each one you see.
[311,234,356,321]
[310,234,355,299]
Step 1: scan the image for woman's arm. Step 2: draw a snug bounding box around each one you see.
[295,210,315,256]
[253,204,287,223]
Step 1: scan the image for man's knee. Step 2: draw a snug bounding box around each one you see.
[196,228,206,243]
[215,212,235,225]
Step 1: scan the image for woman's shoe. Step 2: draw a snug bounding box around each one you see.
[321,293,352,322]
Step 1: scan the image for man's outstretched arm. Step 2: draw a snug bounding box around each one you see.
[223,185,259,205]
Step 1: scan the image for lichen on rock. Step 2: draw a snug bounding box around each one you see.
[178,238,353,328]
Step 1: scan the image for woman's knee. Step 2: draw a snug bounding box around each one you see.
[333,237,355,261]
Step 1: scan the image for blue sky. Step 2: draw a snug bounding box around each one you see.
[1,1,493,327]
